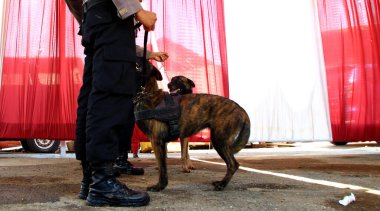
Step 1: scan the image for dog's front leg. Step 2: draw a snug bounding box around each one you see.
[147,139,168,192]
[180,138,194,173]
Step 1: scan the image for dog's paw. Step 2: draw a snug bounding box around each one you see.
[181,167,191,173]
[182,161,195,173]
[147,184,166,192]
[188,163,195,170]
[212,181,226,191]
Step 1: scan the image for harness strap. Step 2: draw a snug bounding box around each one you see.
[134,93,181,142]
[135,106,179,121]
[135,93,180,121]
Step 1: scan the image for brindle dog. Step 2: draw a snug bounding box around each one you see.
[134,73,251,192]
[167,76,196,173]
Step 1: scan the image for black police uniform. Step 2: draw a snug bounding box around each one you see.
[70,0,149,206]
[65,0,150,206]
[81,1,138,162]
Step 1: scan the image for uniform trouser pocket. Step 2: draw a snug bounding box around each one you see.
[82,4,137,95]
[93,45,138,94]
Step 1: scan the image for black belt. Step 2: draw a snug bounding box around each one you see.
[83,0,109,13]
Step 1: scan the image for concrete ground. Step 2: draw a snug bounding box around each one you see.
[0,141,379,210]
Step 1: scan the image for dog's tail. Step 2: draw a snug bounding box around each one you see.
[232,115,251,154]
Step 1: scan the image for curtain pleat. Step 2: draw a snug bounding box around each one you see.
[0,0,227,140]
[0,0,83,139]
[317,0,380,141]
[136,0,228,96]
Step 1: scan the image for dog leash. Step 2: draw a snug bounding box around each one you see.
[142,30,148,76]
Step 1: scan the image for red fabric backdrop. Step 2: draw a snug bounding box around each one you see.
[136,0,228,95]
[0,0,228,140]
[317,0,380,141]
[0,0,83,139]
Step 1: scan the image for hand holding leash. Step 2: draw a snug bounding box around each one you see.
[135,9,157,31]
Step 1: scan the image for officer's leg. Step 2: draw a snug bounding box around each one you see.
[114,104,144,175]
[83,1,149,207]
[75,53,93,199]
[86,90,149,207]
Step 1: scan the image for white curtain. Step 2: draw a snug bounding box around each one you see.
[224,0,332,142]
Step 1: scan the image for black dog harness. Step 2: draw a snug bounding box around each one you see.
[134,92,181,142]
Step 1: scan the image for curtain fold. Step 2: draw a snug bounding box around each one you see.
[0,0,228,140]
[317,0,380,141]
[0,0,83,139]
[137,0,228,96]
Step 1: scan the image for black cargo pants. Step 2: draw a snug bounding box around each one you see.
[75,1,138,163]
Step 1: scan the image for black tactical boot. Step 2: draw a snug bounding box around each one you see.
[114,154,144,175]
[87,162,150,207]
[78,161,92,200]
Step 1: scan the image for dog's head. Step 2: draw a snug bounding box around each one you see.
[168,75,195,94]
[134,60,163,105]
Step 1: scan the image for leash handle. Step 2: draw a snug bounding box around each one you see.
[142,31,148,75]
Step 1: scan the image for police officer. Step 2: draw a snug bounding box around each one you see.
[65,0,158,207]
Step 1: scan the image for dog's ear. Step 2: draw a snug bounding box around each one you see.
[152,66,163,81]
[144,61,162,81]
[188,78,195,88]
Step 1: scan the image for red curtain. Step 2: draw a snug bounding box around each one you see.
[317,0,380,141]
[0,0,83,139]
[0,0,228,140]
[137,0,228,96]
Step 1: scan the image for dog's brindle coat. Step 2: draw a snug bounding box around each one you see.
[135,73,251,192]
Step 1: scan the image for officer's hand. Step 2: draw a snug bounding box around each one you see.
[135,9,157,31]
[148,52,169,62]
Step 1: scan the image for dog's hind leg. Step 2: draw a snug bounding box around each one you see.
[180,137,194,173]
[212,146,240,191]
[147,139,169,192]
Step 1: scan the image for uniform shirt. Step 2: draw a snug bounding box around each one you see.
[112,0,143,20]
[65,0,142,22]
